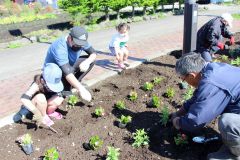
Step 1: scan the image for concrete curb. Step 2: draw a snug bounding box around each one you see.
[0,47,181,128]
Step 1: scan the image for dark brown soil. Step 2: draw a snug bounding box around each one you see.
[0,33,239,160]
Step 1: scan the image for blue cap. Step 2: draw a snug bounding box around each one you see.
[43,63,64,93]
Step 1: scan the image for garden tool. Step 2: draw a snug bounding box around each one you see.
[192,136,219,143]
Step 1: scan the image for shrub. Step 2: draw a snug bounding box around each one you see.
[20,134,33,145]
[182,86,194,101]
[132,129,149,148]
[230,57,240,66]
[67,95,79,110]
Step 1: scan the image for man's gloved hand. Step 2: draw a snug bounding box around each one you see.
[79,60,90,72]
[230,36,235,45]
[78,84,92,102]
[217,42,225,50]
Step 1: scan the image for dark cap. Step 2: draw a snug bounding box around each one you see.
[69,26,88,46]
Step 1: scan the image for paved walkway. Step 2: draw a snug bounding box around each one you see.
[0,5,240,126]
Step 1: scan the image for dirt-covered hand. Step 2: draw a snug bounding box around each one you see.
[31,109,43,126]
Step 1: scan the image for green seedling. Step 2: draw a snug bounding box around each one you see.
[89,135,103,150]
[230,57,240,66]
[20,133,33,145]
[94,107,105,117]
[153,76,164,85]
[142,82,154,91]
[174,134,188,146]
[150,95,162,108]
[106,146,120,160]
[220,55,229,62]
[115,100,126,110]
[165,87,175,99]
[182,86,194,101]
[129,91,138,102]
[118,115,132,124]
[67,95,79,110]
[132,129,149,148]
[43,147,60,160]
[160,106,169,127]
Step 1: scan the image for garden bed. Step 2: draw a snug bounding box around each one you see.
[0,33,239,160]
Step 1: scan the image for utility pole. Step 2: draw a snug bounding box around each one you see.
[183,0,198,54]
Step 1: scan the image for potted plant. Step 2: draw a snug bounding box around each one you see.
[106,146,120,160]
[118,115,132,128]
[43,147,60,160]
[20,133,34,155]
[83,135,103,150]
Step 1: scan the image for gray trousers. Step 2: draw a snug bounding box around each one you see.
[219,113,240,156]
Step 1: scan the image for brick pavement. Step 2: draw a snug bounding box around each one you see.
[0,20,239,120]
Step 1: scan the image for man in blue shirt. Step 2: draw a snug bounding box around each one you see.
[197,13,234,62]
[44,26,97,102]
[172,53,240,159]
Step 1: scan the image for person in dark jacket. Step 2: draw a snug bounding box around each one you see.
[172,53,240,159]
[197,13,235,62]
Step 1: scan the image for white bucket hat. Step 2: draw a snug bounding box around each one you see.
[221,13,233,28]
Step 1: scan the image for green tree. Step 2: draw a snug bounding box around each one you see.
[108,0,128,20]
[178,0,184,10]
[58,0,89,16]
[159,0,167,12]
[128,0,141,17]
[140,0,159,16]
[99,0,110,21]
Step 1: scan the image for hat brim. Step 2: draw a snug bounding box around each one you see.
[46,81,64,93]
[72,37,88,46]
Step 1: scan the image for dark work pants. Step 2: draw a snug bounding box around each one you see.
[62,55,95,91]
[218,113,240,156]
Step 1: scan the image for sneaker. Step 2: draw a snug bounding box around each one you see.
[13,106,31,123]
[207,145,240,160]
[48,111,63,120]
[42,115,54,127]
[118,63,126,69]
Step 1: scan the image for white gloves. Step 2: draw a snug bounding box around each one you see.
[79,60,90,72]
[78,84,92,102]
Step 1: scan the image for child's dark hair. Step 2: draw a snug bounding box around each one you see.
[34,74,44,92]
[116,22,130,31]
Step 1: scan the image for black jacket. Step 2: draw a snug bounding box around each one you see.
[197,17,233,51]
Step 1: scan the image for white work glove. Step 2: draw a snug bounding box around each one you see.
[79,60,90,72]
[78,84,92,102]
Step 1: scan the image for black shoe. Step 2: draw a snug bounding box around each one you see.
[13,106,31,123]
